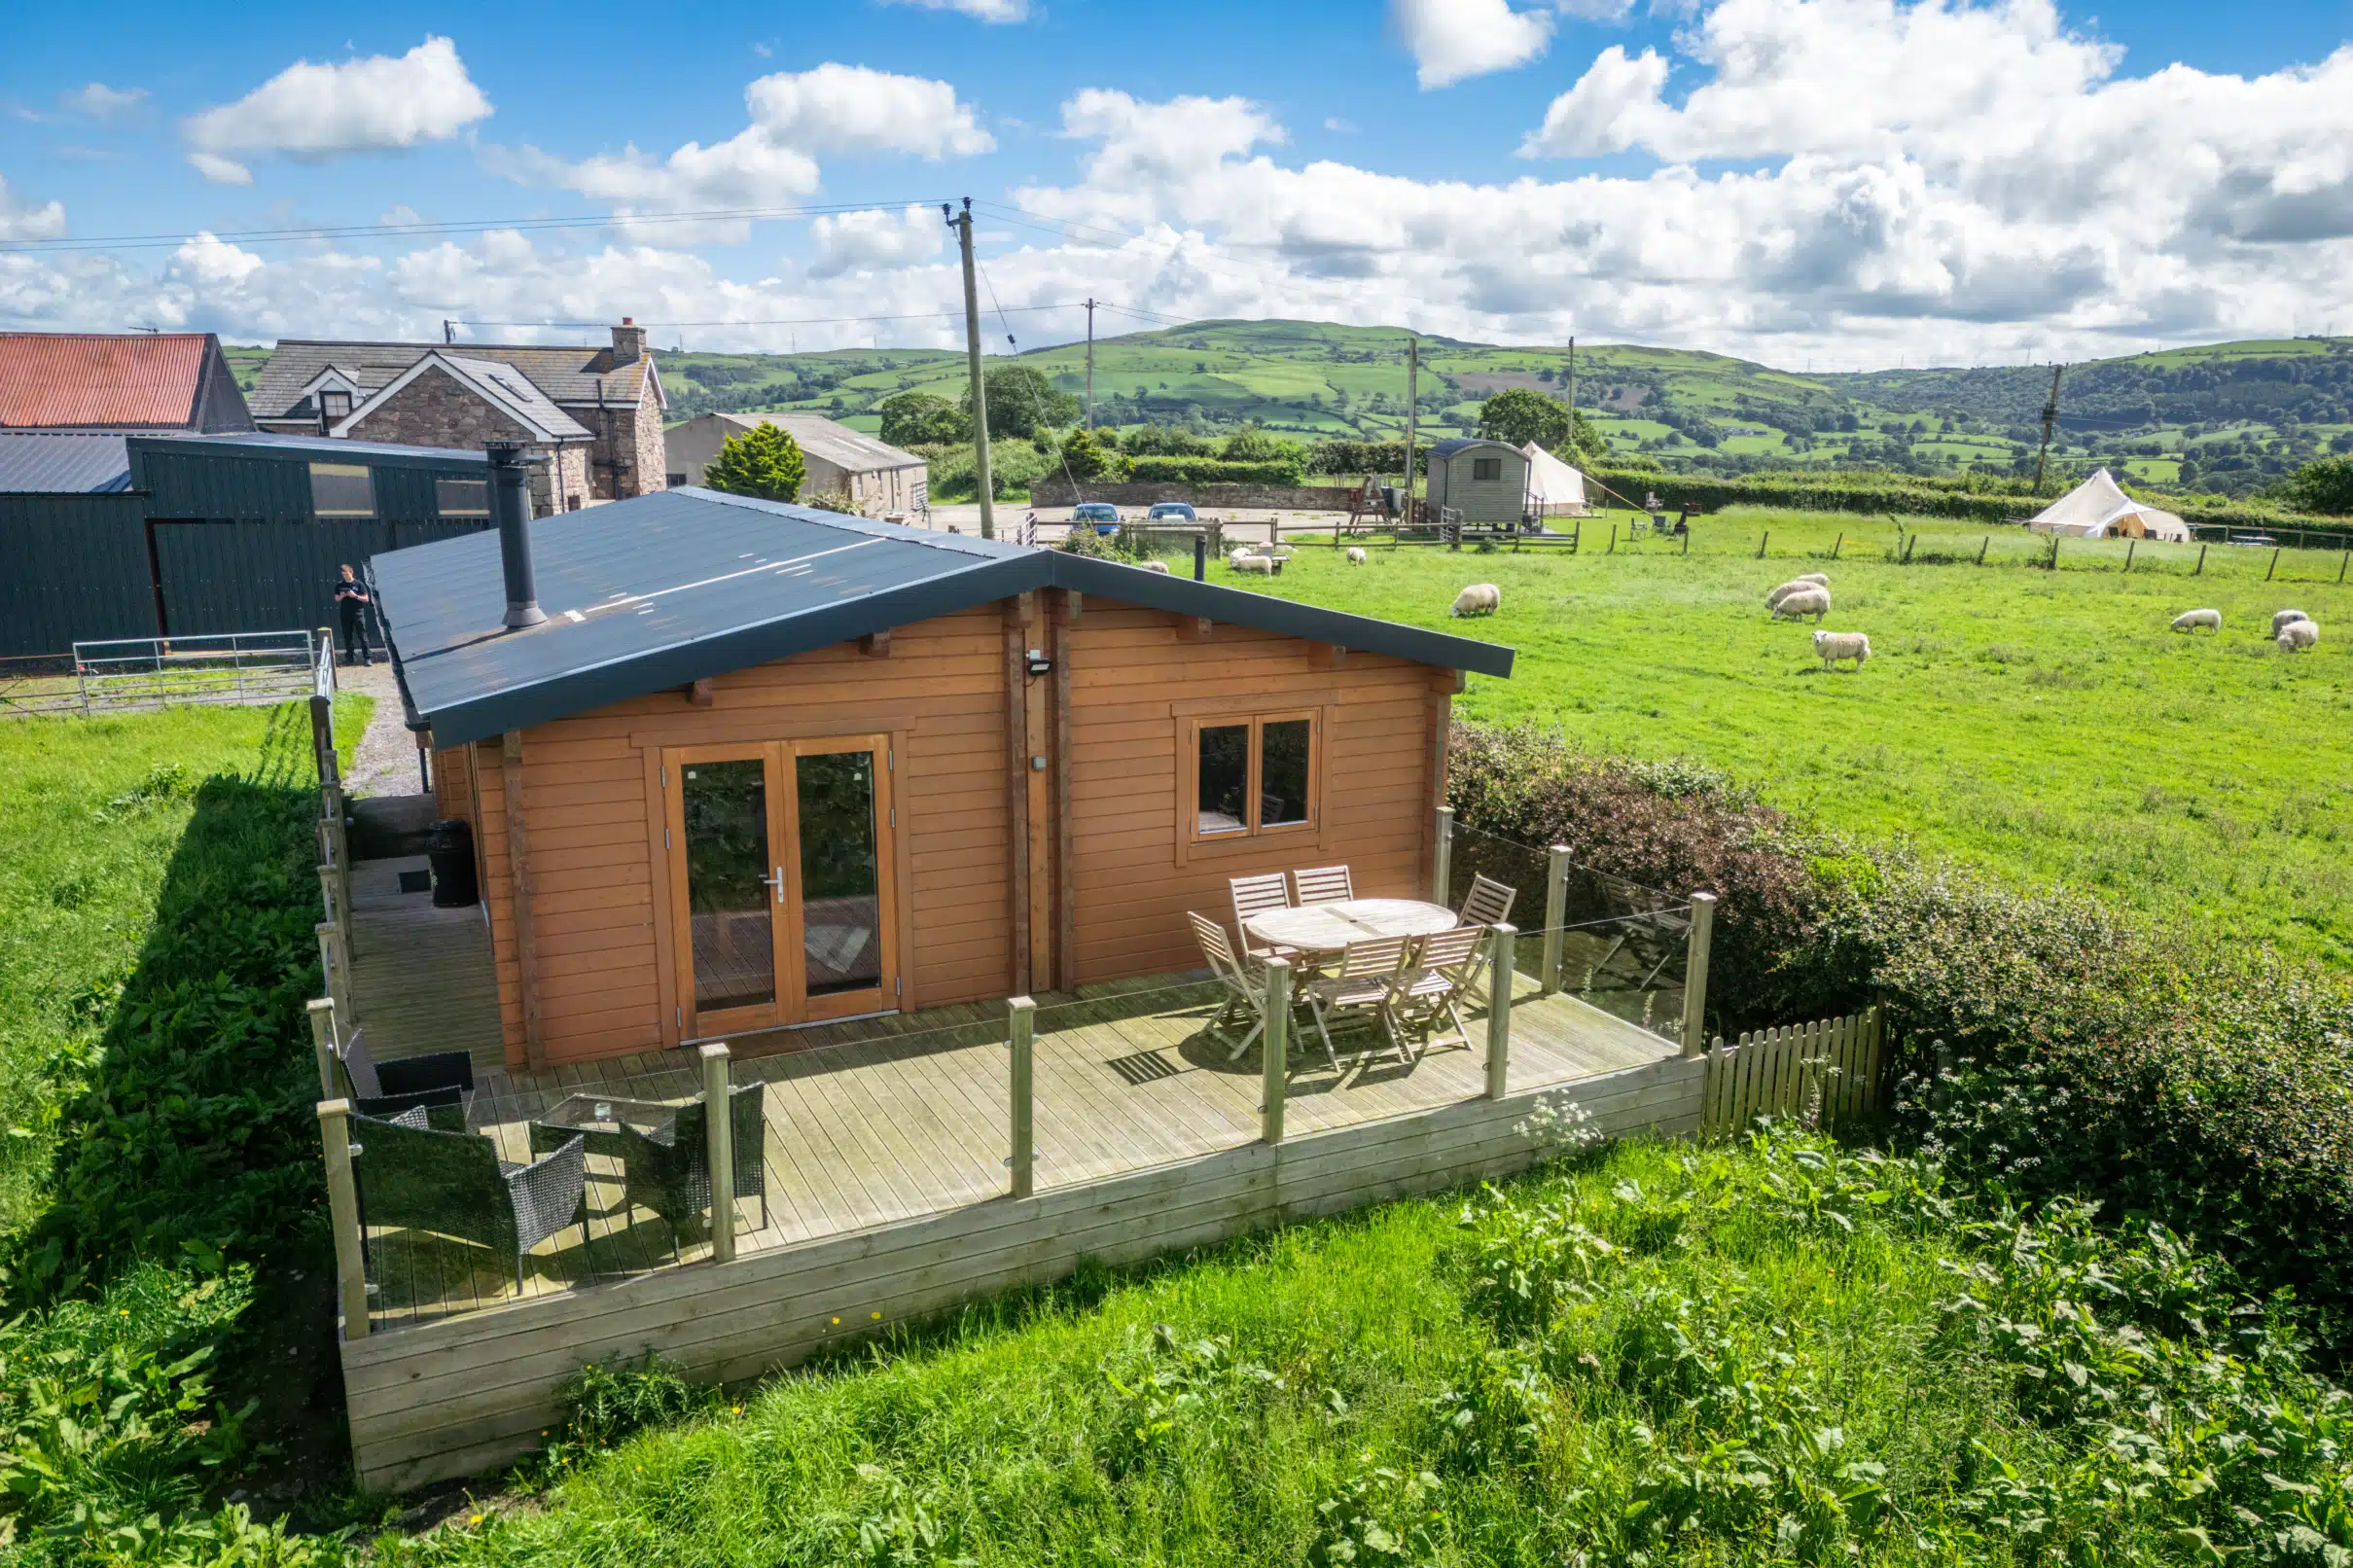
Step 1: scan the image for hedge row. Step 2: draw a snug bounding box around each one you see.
[1124,454,1306,486]
[1446,723,2353,1360]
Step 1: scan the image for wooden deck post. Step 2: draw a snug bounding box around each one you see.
[700,1043,735,1264]
[1484,923,1515,1098]
[1540,844,1571,994]
[308,997,339,1099]
[316,920,350,1027]
[317,1099,369,1341]
[1261,957,1290,1143]
[1007,995,1035,1198]
[1681,891,1717,1057]
[1431,804,1453,906]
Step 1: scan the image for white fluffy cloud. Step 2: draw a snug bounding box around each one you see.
[182,36,492,184]
[61,84,147,121]
[878,0,1031,20]
[1393,0,1556,89]
[0,175,66,240]
[497,64,991,235]
[809,206,946,277]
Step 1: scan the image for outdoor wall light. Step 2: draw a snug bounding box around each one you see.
[1025,649,1052,675]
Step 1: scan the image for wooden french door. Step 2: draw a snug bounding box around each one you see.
[664,735,899,1038]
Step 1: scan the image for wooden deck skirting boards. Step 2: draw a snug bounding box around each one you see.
[340,1050,1704,1491]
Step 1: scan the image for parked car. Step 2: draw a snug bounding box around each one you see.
[1071,502,1121,535]
[2228,533,2278,547]
[1145,502,1197,522]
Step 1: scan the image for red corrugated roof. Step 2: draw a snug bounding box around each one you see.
[0,333,209,428]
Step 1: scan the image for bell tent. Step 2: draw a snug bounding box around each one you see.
[2029,468,2191,542]
[1519,442,1590,516]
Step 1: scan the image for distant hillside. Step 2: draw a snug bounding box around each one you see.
[218,323,2353,500]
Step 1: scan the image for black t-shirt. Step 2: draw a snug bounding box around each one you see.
[334,578,369,617]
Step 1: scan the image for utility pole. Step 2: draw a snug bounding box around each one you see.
[946,197,994,539]
[2032,363,2064,495]
[1403,333,1418,523]
[1084,299,1096,430]
[1565,335,1576,445]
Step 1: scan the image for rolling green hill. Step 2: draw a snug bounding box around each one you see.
[217,323,2353,501]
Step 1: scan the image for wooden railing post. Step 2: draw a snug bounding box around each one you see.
[308,997,339,1099]
[1539,844,1571,994]
[700,1043,735,1264]
[1680,892,1716,1057]
[1007,996,1035,1198]
[318,1099,369,1340]
[1261,957,1291,1144]
[316,920,350,1027]
[1431,804,1454,907]
[1484,922,1515,1099]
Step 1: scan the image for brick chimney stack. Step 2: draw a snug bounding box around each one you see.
[610,316,647,367]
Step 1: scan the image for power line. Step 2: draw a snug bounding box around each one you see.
[0,198,944,255]
[446,303,1089,333]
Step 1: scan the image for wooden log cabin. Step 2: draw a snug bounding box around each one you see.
[370,486,1514,1069]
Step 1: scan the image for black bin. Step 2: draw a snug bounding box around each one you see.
[427,818,480,908]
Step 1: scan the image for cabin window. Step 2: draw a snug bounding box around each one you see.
[1472,456,1503,481]
[435,478,490,517]
[1192,713,1318,838]
[320,389,353,422]
[308,463,375,518]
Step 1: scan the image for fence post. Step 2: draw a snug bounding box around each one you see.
[700,1043,735,1264]
[2194,542,2206,576]
[1832,532,1842,559]
[1540,845,1571,994]
[1484,922,1516,1099]
[308,997,339,1099]
[1756,531,1767,559]
[317,1099,369,1341]
[1007,995,1035,1198]
[316,920,350,1026]
[1979,535,1989,565]
[1261,957,1290,1144]
[2266,546,2280,582]
[1680,892,1717,1057]
[1431,804,1453,906]
[2123,538,2135,573]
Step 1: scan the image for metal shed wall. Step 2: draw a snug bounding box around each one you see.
[132,443,473,522]
[150,518,485,636]
[0,494,156,655]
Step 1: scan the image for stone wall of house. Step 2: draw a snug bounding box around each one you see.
[344,368,583,517]
[625,386,666,496]
[564,397,662,501]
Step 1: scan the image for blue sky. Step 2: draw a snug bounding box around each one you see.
[2,0,2350,366]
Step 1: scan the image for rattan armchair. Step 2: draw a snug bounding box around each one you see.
[339,1026,474,1129]
[615,1083,768,1254]
[349,1112,587,1289]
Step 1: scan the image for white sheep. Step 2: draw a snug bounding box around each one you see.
[1771,587,1831,624]
[2278,620,2320,653]
[1230,552,1276,576]
[1797,573,1830,588]
[1139,559,1170,575]
[2272,609,2312,635]
[1452,583,1501,618]
[1765,581,1810,610]
[1813,629,1871,671]
[2171,608,2223,634]
[1346,547,1368,565]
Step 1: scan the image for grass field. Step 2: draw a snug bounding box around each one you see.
[1227,508,2353,964]
[373,1128,2349,1565]
[0,696,368,1230]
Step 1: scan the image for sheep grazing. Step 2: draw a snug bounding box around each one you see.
[1797,573,1830,588]
[2171,608,2223,634]
[2272,609,2312,635]
[1813,630,1871,671]
[1346,547,1368,565]
[2278,620,2320,653]
[1765,575,1831,611]
[1452,583,1501,618]
[1230,552,1277,576]
[1138,558,1170,575]
[1770,587,1831,624]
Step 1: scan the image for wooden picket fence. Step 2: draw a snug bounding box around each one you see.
[1700,1006,1884,1138]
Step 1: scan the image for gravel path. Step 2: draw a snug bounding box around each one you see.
[335,660,427,798]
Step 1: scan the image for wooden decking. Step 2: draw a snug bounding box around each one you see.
[343,854,1686,1328]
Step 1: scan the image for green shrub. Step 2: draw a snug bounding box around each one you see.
[1124,454,1305,487]
[701,422,804,504]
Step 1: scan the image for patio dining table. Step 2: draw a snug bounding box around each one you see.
[1243,897,1461,961]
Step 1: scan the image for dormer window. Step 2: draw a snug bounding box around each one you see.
[321,389,352,422]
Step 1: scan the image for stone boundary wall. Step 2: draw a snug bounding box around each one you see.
[1031,480,1359,510]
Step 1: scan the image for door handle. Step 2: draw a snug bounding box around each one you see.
[759,865,785,903]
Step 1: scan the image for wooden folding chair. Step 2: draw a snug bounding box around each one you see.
[1458,873,1517,929]
[1385,926,1488,1060]
[1291,865,1354,906]
[1230,872,1297,963]
[1304,936,1412,1066]
[1189,910,1270,1062]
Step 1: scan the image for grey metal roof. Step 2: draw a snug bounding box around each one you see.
[711,412,924,474]
[1429,437,1520,460]
[371,486,1514,746]
[127,431,491,470]
[0,430,131,493]
[250,339,655,419]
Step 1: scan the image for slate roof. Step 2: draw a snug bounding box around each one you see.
[251,339,657,420]
[336,353,593,444]
[0,334,226,429]
[371,486,1515,746]
[0,431,132,492]
[706,412,925,473]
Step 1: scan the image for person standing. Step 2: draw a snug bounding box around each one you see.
[333,564,372,666]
